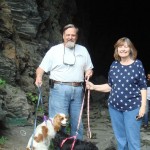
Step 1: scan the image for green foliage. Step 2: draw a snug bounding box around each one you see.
[37,106,44,113]
[26,92,38,104]
[6,117,27,126]
[0,78,6,87]
[0,136,8,145]
[66,121,71,134]
[49,140,54,150]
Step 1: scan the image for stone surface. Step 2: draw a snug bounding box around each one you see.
[0,0,78,122]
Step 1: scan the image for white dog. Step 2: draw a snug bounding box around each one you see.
[26,113,68,150]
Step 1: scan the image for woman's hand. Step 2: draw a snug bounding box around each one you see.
[137,89,147,119]
[138,105,146,118]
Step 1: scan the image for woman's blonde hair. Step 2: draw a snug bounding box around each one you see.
[114,37,137,61]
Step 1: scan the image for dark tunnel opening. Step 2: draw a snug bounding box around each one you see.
[74,0,150,78]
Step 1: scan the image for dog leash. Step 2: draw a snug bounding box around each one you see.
[87,88,92,138]
[60,135,77,150]
[60,81,86,150]
[76,76,91,139]
[60,77,92,150]
[30,86,44,149]
[60,87,87,150]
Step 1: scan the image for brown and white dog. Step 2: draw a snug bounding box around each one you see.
[26,113,68,150]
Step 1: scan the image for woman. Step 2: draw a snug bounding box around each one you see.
[86,37,147,150]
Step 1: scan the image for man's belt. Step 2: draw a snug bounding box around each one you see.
[53,80,83,87]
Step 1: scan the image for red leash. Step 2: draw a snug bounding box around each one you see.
[87,88,92,138]
[61,135,77,150]
[61,77,92,150]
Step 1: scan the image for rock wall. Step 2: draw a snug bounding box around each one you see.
[0,0,78,122]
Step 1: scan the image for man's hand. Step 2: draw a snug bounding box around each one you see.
[85,69,93,80]
[35,67,44,87]
[35,76,42,87]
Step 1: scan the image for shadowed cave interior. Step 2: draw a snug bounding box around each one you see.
[74,0,150,77]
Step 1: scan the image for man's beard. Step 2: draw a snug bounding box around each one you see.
[65,41,75,49]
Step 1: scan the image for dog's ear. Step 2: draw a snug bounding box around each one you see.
[53,114,63,131]
[54,124,60,132]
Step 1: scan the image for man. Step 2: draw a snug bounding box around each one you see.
[35,24,93,139]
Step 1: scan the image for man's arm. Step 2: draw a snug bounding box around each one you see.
[35,67,45,86]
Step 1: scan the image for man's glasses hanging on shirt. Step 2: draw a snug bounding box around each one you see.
[63,46,76,66]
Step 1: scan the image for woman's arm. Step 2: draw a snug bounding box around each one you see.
[138,89,147,118]
[86,80,111,92]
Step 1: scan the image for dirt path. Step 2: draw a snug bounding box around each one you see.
[0,125,33,150]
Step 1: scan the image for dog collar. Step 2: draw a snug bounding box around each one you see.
[43,115,54,126]
[48,118,53,126]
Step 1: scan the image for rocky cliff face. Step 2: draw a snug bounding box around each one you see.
[0,0,77,122]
